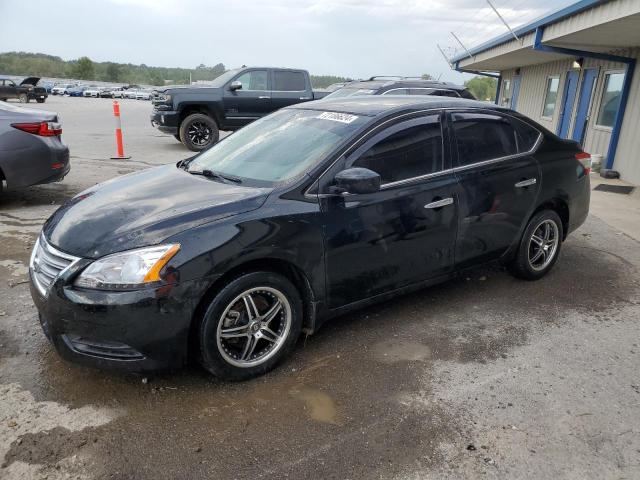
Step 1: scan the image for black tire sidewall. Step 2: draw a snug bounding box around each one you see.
[179,113,219,152]
[198,272,303,381]
[510,210,563,280]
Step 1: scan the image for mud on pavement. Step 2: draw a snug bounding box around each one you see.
[1,202,639,479]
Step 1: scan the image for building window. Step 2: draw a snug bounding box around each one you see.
[542,76,560,118]
[596,71,625,128]
[501,79,511,107]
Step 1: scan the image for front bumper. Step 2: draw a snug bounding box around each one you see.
[150,109,180,135]
[29,260,209,373]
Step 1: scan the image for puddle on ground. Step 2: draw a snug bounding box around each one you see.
[289,387,341,425]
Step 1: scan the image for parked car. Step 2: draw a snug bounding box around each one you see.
[324,77,476,100]
[151,67,330,151]
[0,101,69,194]
[99,88,114,98]
[111,88,125,99]
[52,84,74,96]
[135,89,153,100]
[123,89,138,99]
[83,86,101,98]
[30,96,590,380]
[42,81,55,93]
[0,77,48,103]
[67,86,88,97]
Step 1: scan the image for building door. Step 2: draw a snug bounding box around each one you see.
[557,70,580,138]
[571,68,599,145]
[510,76,521,110]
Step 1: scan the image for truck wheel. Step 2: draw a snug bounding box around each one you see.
[19,93,29,103]
[36,98,46,103]
[180,113,219,152]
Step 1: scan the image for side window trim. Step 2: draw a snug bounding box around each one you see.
[345,114,445,188]
[447,109,542,172]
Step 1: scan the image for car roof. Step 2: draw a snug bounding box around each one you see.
[339,79,468,92]
[288,95,502,117]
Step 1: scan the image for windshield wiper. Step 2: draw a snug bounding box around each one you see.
[188,169,242,184]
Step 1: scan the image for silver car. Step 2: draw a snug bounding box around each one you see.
[0,102,69,194]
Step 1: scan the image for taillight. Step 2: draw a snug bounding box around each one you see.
[11,121,62,137]
[575,151,591,175]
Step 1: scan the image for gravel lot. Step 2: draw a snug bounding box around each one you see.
[1,96,639,480]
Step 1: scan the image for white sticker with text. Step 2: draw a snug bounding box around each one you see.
[317,112,359,124]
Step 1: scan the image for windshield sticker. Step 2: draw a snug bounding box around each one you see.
[317,112,359,124]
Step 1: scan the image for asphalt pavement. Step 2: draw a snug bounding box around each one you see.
[0,96,639,480]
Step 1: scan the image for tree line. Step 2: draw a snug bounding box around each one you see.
[0,52,348,88]
[0,51,497,97]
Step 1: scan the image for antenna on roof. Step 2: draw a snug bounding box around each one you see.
[437,44,454,69]
[486,0,519,41]
[450,32,473,59]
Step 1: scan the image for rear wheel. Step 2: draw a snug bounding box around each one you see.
[508,210,563,280]
[198,271,303,381]
[179,113,219,152]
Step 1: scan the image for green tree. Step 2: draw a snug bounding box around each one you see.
[464,76,498,101]
[74,56,94,80]
[105,63,121,82]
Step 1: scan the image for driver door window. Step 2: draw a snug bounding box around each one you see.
[349,115,443,185]
[234,70,268,91]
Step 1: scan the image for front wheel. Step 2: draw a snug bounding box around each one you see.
[508,210,563,280]
[198,272,303,381]
[36,98,45,103]
[179,113,219,152]
[19,93,28,103]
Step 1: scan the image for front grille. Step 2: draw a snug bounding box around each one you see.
[63,334,145,360]
[30,236,80,296]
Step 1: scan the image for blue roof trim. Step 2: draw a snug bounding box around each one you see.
[450,0,608,63]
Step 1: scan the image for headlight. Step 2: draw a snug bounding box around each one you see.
[74,244,180,290]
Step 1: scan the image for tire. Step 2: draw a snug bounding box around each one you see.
[508,209,563,280]
[173,133,181,142]
[18,93,28,103]
[36,98,45,103]
[179,113,219,152]
[198,271,303,381]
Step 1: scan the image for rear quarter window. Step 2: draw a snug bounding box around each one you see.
[452,112,518,166]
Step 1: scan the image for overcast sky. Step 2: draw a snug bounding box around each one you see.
[1,0,572,82]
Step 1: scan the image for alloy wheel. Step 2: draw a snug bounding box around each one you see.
[527,219,559,271]
[187,121,212,146]
[216,287,292,368]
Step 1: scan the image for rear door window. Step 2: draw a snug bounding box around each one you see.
[349,115,443,184]
[273,71,306,91]
[452,112,518,166]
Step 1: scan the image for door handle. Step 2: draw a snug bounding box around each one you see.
[424,197,454,209]
[259,96,270,99]
[515,178,537,188]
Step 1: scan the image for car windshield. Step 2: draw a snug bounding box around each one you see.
[209,69,241,88]
[187,109,368,184]
[324,87,377,99]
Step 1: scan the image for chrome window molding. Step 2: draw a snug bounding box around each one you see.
[304,107,542,198]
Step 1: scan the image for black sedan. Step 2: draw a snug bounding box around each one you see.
[0,101,69,194]
[29,96,590,380]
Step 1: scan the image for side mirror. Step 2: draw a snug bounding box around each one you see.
[229,81,242,91]
[334,167,381,195]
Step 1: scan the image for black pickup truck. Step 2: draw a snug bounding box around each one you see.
[0,77,48,103]
[151,67,328,151]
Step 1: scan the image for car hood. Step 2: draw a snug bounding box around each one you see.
[43,164,271,258]
[20,77,41,86]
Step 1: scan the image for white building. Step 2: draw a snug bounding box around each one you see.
[451,0,640,183]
